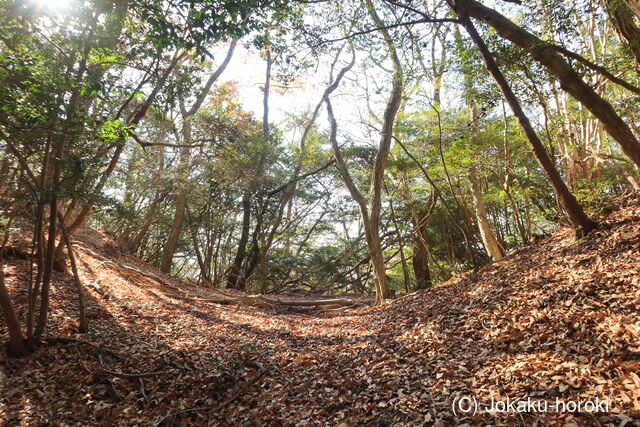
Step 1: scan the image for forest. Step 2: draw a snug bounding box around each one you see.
[1,0,640,424]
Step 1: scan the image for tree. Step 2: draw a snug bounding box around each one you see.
[622,0,640,19]
[0,0,286,354]
[160,39,238,274]
[0,257,28,356]
[324,1,404,305]
[602,0,640,69]
[447,0,640,168]
[455,11,598,237]
[455,26,505,261]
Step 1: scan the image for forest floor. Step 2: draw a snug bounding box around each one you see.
[1,196,640,426]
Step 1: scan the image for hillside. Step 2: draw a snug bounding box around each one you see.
[1,196,640,426]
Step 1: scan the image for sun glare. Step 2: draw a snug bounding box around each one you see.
[34,0,71,11]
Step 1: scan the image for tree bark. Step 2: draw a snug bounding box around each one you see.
[411,204,434,290]
[34,121,67,340]
[227,193,251,290]
[364,0,404,304]
[57,213,87,332]
[326,3,402,305]
[469,164,505,260]
[0,259,29,356]
[602,0,640,68]
[456,22,506,261]
[263,45,272,138]
[623,0,640,19]
[160,180,188,273]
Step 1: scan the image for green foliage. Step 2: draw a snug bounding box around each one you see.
[2,0,638,299]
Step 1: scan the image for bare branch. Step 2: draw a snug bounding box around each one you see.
[319,17,457,46]
[130,133,204,150]
[267,159,336,197]
[551,44,640,96]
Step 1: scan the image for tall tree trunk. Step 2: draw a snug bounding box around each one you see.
[324,2,400,304]
[456,23,506,262]
[33,49,84,333]
[263,46,272,138]
[227,193,251,290]
[411,207,433,290]
[160,156,188,273]
[622,0,640,19]
[364,1,403,304]
[0,258,29,356]
[57,213,87,332]
[469,164,505,260]
[457,13,598,237]
[232,43,272,288]
[34,135,64,340]
[160,114,191,274]
[450,0,640,168]
[602,0,640,68]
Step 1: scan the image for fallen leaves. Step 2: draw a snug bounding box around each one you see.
[1,197,640,425]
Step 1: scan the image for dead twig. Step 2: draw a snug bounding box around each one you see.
[99,368,169,379]
[154,406,211,427]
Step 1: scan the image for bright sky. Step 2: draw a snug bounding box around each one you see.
[223,47,323,124]
[220,44,369,143]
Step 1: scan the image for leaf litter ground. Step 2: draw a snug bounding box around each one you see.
[1,196,639,426]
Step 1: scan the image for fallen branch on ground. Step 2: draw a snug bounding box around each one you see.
[165,291,360,308]
[99,369,169,379]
